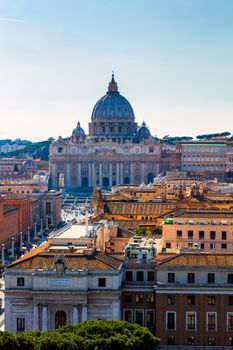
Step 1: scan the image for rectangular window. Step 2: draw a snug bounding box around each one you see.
[188,230,193,240]
[166,312,176,330]
[136,271,144,282]
[168,273,175,283]
[200,243,205,250]
[208,273,215,284]
[229,296,233,305]
[227,313,233,331]
[98,278,106,287]
[146,293,154,303]
[186,312,196,331]
[16,318,25,332]
[125,271,133,282]
[228,274,233,284]
[166,242,171,249]
[207,312,217,331]
[135,293,143,303]
[222,231,227,240]
[167,295,175,305]
[135,310,144,326]
[17,277,24,287]
[176,230,182,239]
[199,231,204,240]
[210,231,216,240]
[187,295,195,305]
[147,271,155,281]
[123,310,132,323]
[146,310,155,327]
[187,273,195,284]
[208,296,216,305]
[221,243,227,250]
[124,293,132,303]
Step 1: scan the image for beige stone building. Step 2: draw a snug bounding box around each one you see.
[49,75,162,192]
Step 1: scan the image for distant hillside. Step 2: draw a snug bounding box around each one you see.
[0,139,53,161]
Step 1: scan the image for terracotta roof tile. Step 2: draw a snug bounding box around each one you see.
[104,202,176,216]
[8,249,122,271]
[158,253,233,267]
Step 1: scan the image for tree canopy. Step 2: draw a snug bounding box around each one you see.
[0,320,159,350]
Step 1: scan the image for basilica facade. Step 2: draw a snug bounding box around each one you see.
[49,75,162,192]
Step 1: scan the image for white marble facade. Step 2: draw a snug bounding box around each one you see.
[4,263,122,332]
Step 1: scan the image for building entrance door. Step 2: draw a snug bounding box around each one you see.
[55,310,67,329]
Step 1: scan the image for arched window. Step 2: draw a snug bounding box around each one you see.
[55,310,67,329]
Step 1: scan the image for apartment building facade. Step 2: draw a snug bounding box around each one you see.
[162,210,233,252]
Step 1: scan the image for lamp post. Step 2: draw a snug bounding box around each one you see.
[19,232,23,253]
[11,237,15,258]
[27,226,30,245]
[1,244,5,265]
[40,218,43,236]
[34,222,37,238]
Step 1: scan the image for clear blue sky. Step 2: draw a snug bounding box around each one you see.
[0,0,233,141]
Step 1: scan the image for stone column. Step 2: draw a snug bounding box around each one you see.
[109,163,113,188]
[112,300,121,320]
[88,163,92,187]
[92,163,95,187]
[116,163,120,184]
[130,163,134,184]
[77,163,81,187]
[141,163,145,183]
[82,304,88,321]
[72,305,79,324]
[120,163,123,184]
[41,305,48,331]
[65,163,71,189]
[33,304,39,330]
[99,163,102,188]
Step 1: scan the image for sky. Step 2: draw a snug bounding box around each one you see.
[0,0,233,141]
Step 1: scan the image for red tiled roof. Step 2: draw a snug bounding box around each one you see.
[7,245,122,271]
[104,202,176,216]
[158,253,233,267]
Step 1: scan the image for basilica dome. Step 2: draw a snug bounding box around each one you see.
[91,74,135,121]
[72,121,86,136]
[137,122,151,140]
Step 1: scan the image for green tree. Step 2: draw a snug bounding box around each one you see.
[0,321,159,350]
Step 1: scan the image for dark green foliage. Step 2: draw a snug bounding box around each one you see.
[0,320,159,350]
[196,132,231,140]
[162,135,193,144]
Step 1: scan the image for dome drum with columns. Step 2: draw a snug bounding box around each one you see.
[88,74,138,142]
[49,74,162,192]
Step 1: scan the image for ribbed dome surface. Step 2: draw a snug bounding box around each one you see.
[91,74,135,121]
[72,122,86,136]
[137,122,151,140]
